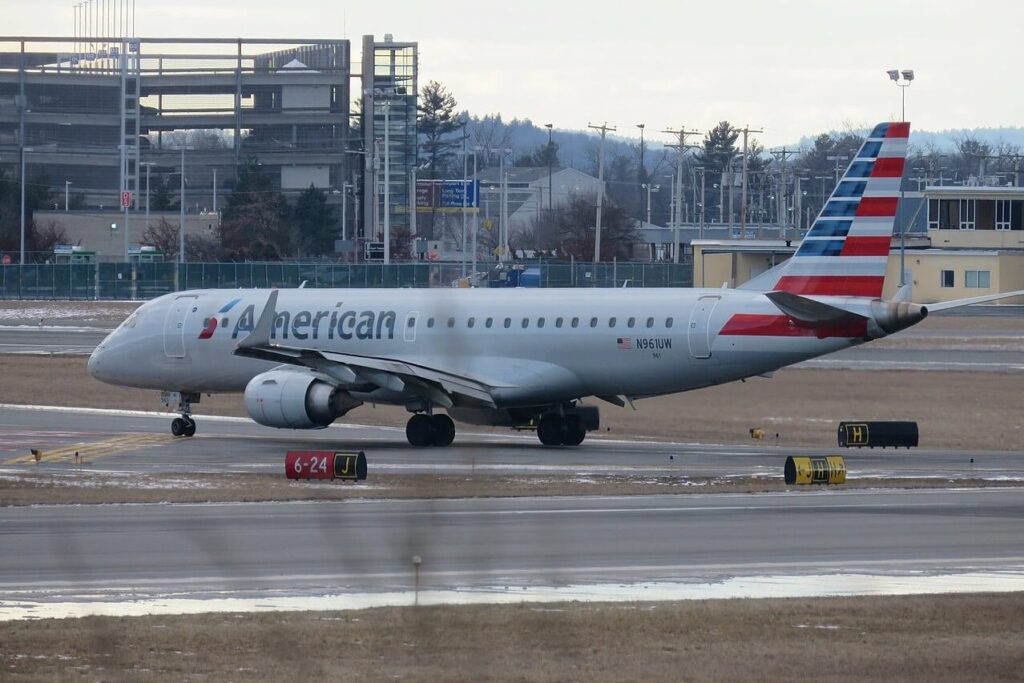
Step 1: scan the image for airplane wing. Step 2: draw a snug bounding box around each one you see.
[233,290,501,408]
[923,289,1024,312]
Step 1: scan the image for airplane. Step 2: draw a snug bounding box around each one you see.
[88,121,1024,447]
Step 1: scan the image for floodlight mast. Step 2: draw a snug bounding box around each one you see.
[887,67,915,286]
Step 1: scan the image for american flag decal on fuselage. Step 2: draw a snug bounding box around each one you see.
[770,122,909,298]
[616,337,633,350]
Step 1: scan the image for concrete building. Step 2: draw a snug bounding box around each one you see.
[476,166,604,237]
[34,209,219,262]
[360,34,417,242]
[0,36,352,243]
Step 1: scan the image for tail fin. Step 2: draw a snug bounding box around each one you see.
[768,121,909,298]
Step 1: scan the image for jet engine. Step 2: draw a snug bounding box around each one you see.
[244,369,362,429]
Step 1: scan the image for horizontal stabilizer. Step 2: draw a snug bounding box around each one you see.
[765,290,868,324]
[925,289,1024,312]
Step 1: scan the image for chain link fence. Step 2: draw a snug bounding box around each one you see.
[0,261,693,300]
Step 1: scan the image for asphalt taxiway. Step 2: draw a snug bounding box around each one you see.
[0,404,1019,479]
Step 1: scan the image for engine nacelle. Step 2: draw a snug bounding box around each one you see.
[244,369,362,429]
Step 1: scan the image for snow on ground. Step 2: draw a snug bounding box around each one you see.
[0,302,137,324]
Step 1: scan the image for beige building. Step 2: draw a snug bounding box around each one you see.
[35,210,220,261]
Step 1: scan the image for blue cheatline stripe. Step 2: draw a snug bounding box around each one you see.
[833,181,867,198]
[870,123,889,138]
[796,239,845,257]
[846,161,874,178]
[821,201,859,218]
[858,140,883,158]
[807,220,853,237]
[218,298,242,313]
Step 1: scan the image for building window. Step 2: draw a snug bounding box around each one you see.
[940,270,955,288]
[996,200,1013,231]
[571,317,579,328]
[928,198,939,230]
[485,317,493,328]
[965,270,991,288]
[958,199,976,230]
[468,317,475,328]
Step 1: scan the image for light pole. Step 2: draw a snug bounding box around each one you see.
[141,161,155,231]
[179,147,186,264]
[20,147,33,264]
[341,182,353,241]
[637,123,645,216]
[461,118,468,277]
[544,123,553,213]
[887,68,914,122]
[472,147,480,276]
[65,180,71,211]
[887,68,914,286]
[641,183,659,225]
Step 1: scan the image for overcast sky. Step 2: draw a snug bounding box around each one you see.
[7,0,1022,145]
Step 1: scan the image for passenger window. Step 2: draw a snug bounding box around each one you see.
[538,317,545,328]
[555,317,563,328]
[202,317,210,327]
[590,317,598,328]
[627,317,636,328]
[571,317,579,328]
[486,317,493,328]
[504,318,511,329]
[221,318,229,327]
[609,317,617,328]
[468,317,475,328]
[427,317,435,328]
[447,317,455,328]
[646,317,654,328]
[522,318,529,328]
[406,317,415,328]
[666,317,674,328]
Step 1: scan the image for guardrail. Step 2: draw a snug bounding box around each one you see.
[0,261,693,300]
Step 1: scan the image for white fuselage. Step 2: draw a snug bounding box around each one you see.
[89,287,865,408]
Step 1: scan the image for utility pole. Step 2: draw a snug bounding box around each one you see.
[637,123,645,217]
[179,147,185,263]
[695,167,707,240]
[662,126,701,262]
[588,122,616,264]
[770,147,799,233]
[383,99,391,265]
[545,123,554,213]
[737,125,763,238]
[826,155,848,186]
[461,120,468,277]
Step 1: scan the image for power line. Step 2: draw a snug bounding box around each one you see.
[587,122,616,264]
[736,125,763,236]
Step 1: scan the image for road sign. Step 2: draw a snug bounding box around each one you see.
[121,191,132,208]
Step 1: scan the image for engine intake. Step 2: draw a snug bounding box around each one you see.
[244,369,362,429]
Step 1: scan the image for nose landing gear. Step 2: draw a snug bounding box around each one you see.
[162,391,200,438]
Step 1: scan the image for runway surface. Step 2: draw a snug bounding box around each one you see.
[1,489,1023,617]
[1,404,1020,479]
[3,404,1024,618]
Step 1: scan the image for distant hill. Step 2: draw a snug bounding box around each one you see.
[465,115,1024,166]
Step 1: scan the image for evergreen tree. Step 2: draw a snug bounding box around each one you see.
[293,185,336,256]
[219,158,291,260]
[417,80,461,179]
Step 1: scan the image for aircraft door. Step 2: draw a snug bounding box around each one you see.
[404,311,418,342]
[163,295,197,358]
[687,295,720,359]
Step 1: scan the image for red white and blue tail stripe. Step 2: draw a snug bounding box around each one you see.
[771,121,909,298]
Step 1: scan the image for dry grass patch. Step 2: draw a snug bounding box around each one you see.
[1,471,1019,506]
[1,593,1022,682]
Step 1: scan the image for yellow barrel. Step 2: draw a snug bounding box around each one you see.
[784,456,846,485]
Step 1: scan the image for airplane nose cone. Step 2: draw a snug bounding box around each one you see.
[87,346,106,381]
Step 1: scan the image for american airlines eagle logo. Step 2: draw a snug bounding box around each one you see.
[198,298,241,340]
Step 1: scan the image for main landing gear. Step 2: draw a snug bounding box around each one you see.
[537,414,586,447]
[406,413,456,448]
[162,391,199,438]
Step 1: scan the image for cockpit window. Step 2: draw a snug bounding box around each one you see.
[121,313,138,329]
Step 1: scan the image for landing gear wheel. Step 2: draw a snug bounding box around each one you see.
[563,417,586,446]
[406,414,436,448]
[537,415,565,447]
[431,414,456,447]
[182,417,196,438]
[171,417,187,437]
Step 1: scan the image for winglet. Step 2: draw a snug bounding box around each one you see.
[237,290,278,350]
